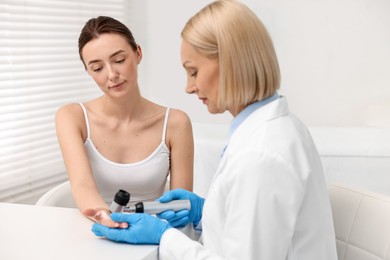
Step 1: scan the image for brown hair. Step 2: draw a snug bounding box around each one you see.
[78,16,137,68]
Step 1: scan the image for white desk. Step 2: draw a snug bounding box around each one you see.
[0,203,158,260]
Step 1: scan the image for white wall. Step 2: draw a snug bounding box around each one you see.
[136,0,390,127]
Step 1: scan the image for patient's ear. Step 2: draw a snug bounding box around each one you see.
[136,45,143,64]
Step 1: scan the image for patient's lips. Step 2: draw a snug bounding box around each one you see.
[109,81,124,90]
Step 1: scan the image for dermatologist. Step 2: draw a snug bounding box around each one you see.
[90,0,338,259]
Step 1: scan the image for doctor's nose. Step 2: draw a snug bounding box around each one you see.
[186,84,197,95]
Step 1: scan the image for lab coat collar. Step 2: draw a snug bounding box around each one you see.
[221,93,281,156]
[228,93,280,140]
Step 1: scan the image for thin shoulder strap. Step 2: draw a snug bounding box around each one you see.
[78,103,91,139]
[162,107,170,142]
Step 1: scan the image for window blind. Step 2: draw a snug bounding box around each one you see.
[0,0,134,204]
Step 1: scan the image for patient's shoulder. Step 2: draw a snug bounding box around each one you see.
[167,108,192,129]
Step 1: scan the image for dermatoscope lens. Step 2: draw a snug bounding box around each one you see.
[114,189,130,206]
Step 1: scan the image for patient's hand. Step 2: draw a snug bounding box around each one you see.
[83,208,128,228]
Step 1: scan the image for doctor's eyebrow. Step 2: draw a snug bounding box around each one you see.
[87,50,126,65]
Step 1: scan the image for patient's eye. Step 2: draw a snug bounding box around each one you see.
[115,58,125,63]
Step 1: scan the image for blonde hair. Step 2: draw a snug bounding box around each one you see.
[181,0,280,111]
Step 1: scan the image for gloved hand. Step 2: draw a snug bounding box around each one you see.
[157,189,204,228]
[92,213,171,244]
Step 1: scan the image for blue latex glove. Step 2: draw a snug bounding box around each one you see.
[157,189,205,227]
[92,213,171,244]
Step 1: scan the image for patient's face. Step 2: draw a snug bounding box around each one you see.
[81,33,141,98]
[181,40,222,114]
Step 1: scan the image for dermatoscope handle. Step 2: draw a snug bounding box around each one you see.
[130,200,191,215]
[109,189,191,215]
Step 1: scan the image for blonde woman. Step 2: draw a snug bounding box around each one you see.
[90,1,337,260]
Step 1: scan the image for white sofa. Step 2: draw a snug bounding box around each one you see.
[329,183,390,260]
[310,127,390,197]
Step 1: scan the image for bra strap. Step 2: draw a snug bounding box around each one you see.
[162,107,170,142]
[78,103,91,139]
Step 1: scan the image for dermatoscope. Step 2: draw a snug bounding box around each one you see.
[109,189,191,215]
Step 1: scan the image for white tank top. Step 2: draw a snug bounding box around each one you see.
[79,103,170,205]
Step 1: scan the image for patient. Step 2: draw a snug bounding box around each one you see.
[55,16,194,227]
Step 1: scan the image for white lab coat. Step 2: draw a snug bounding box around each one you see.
[159,97,338,260]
